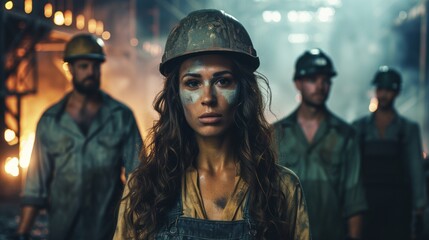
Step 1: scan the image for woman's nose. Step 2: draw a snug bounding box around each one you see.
[201,85,217,106]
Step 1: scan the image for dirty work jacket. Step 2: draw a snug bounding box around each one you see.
[273,109,367,240]
[22,91,143,240]
[353,112,426,210]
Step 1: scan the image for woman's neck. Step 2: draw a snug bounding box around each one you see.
[195,135,236,173]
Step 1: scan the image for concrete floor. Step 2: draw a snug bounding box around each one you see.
[0,201,47,240]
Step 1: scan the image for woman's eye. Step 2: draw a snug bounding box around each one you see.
[215,78,232,87]
[184,80,200,88]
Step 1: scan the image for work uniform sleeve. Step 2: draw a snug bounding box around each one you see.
[279,168,311,240]
[289,181,311,240]
[114,178,134,240]
[341,133,367,218]
[122,111,143,176]
[405,122,427,209]
[21,119,52,208]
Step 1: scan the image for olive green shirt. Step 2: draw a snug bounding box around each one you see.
[22,91,143,240]
[273,109,367,240]
[114,165,311,240]
[353,112,427,209]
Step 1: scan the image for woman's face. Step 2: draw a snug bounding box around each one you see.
[179,54,238,139]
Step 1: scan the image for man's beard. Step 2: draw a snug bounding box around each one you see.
[72,77,100,95]
[302,92,328,108]
[377,98,394,110]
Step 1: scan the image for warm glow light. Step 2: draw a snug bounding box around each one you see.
[130,38,139,47]
[64,10,73,26]
[102,31,111,40]
[5,157,19,177]
[54,11,65,26]
[24,0,32,14]
[62,62,69,71]
[369,97,378,112]
[62,62,72,81]
[76,14,85,30]
[5,1,13,10]
[88,19,97,33]
[4,129,16,143]
[19,133,35,168]
[142,41,162,56]
[17,48,25,57]
[96,21,104,35]
[44,3,53,18]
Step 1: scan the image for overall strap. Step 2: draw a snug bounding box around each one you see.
[165,195,183,225]
[243,189,257,237]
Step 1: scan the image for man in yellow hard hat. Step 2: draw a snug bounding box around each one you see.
[15,34,143,240]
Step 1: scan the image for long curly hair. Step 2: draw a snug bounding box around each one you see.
[125,58,288,239]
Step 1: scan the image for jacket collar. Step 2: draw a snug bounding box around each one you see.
[280,106,342,128]
[45,90,122,119]
[45,90,122,138]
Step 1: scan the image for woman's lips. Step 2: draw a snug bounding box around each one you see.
[198,113,222,124]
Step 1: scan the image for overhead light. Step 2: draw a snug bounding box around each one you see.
[317,7,335,22]
[88,19,97,33]
[64,10,73,26]
[96,21,104,35]
[54,11,65,25]
[288,33,309,44]
[76,15,85,30]
[326,0,342,7]
[5,1,13,10]
[287,11,313,23]
[44,3,53,18]
[262,11,282,23]
[24,0,32,14]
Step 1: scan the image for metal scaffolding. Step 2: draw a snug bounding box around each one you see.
[0,3,51,199]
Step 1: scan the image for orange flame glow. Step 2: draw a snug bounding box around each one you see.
[19,133,35,169]
[369,97,378,112]
[4,157,19,177]
[4,129,16,143]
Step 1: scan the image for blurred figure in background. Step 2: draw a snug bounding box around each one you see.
[15,34,143,240]
[353,66,427,240]
[114,9,310,240]
[273,48,367,240]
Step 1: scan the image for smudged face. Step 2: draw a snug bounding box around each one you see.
[179,54,238,139]
[69,59,101,95]
[295,74,332,108]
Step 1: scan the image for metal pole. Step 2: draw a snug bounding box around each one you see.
[0,0,7,154]
[419,0,428,151]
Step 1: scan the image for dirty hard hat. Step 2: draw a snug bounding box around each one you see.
[294,48,336,80]
[372,66,401,92]
[64,34,106,63]
[159,9,259,76]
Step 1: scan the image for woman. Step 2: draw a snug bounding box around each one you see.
[114,9,310,240]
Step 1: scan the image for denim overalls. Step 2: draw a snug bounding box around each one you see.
[155,195,257,239]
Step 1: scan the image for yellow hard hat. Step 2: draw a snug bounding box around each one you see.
[64,34,105,62]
